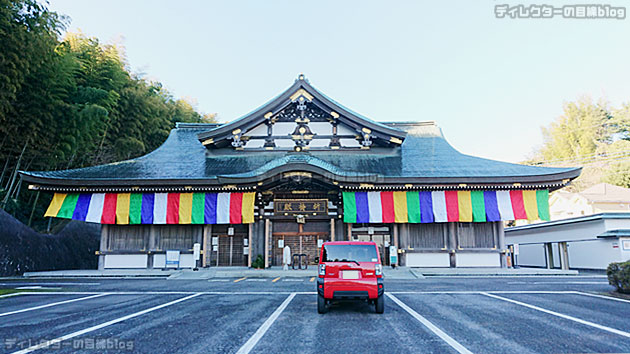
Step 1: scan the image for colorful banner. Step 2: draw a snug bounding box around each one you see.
[342,190,550,223]
[45,192,256,225]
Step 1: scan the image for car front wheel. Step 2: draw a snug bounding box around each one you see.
[375,294,384,314]
[317,294,328,314]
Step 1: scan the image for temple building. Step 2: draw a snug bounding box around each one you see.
[20,75,581,269]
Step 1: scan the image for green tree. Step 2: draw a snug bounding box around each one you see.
[602,105,630,187]
[0,3,211,230]
[538,97,612,163]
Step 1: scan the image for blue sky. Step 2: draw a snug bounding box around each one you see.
[48,0,630,163]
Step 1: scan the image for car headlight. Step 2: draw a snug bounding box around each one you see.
[319,264,326,276]
[375,264,382,276]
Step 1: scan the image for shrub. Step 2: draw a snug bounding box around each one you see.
[607,261,630,293]
[251,255,265,269]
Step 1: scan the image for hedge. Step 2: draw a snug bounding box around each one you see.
[607,261,630,293]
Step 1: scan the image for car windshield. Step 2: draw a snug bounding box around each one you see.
[322,244,378,263]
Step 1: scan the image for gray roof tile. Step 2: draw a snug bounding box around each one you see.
[21,122,579,186]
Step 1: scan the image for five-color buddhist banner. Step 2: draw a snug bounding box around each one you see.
[45,192,256,225]
[342,190,550,223]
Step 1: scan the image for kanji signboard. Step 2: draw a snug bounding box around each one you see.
[274,199,328,215]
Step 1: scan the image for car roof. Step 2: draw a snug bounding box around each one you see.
[322,241,377,245]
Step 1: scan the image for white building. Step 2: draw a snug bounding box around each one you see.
[505,213,630,270]
[549,183,630,220]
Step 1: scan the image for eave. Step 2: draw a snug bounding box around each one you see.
[21,165,580,193]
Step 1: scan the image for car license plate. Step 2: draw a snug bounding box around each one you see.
[342,270,359,279]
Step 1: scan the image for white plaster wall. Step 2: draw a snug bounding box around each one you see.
[246,124,268,136]
[244,140,264,148]
[455,253,500,267]
[273,122,296,135]
[517,243,547,267]
[567,239,625,269]
[179,254,195,268]
[406,253,450,267]
[309,139,331,147]
[153,254,166,268]
[552,243,560,268]
[153,254,194,269]
[506,219,607,244]
[604,218,630,231]
[104,255,148,269]
[275,139,294,147]
[340,138,361,147]
[309,122,332,135]
[621,238,630,261]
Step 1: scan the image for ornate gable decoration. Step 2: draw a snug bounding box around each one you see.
[197,74,406,151]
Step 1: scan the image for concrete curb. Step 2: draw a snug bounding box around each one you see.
[19,267,580,279]
[411,268,580,276]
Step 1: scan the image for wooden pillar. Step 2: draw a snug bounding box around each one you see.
[98,225,109,270]
[448,223,457,268]
[346,223,352,241]
[202,225,211,267]
[264,219,270,268]
[248,223,253,267]
[147,226,156,269]
[393,224,399,248]
[497,222,507,268]
[330,218,335,241]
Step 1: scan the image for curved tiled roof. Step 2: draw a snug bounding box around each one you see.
[20,122,580,188]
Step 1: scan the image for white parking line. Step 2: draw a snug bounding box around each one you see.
[0,283,100,286]
[0,292,23,299]
[572,291,630,304]
[481,292,630,338]
[16,290,614,296]
[282,279,304,282]
[426,275,607,279]
[0,293,108,318]
[11,293,203,354]
[11,290,577,296]
[15,286,62,290]
[386,293,473,354]
[15,291,316,295]
[508,281,608,285]
[387,291,575,294]
[246,279,267,282]
[236,293,296,354]
[208,279,230,282]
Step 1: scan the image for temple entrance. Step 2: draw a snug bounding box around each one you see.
[210,225,248,266]
[272,234,326,266]
[351,225,392,266]
[271,220,331,266]
[216,235,245,266]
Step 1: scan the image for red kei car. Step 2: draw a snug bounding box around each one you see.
[317,241,384,314]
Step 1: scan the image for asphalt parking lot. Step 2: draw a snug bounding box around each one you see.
[0,275,628,353]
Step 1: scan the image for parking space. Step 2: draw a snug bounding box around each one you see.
[0,277,628,353]
[0,294,185,353]
[251,293,454,354]
[52,294,289,354]
[0,294,99,316]
[392,292,630,354]
[490,292,630,334]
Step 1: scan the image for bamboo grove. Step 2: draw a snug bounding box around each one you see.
[0,0,214,231]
